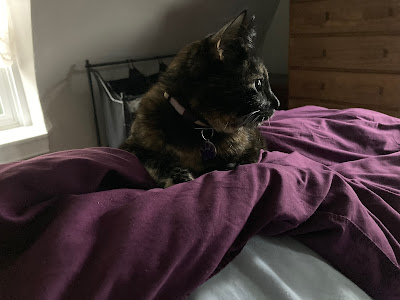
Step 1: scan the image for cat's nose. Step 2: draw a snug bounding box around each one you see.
[269,91,280,109]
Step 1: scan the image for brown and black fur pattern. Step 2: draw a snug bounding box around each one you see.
[120,11,280,187]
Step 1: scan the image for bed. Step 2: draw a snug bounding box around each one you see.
[0,106,399,299]
[190,236,372,300]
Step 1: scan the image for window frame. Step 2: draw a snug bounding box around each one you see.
[0,0,49,164]
[0,64,31,131]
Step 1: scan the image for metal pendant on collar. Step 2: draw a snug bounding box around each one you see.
[200,129,217,161]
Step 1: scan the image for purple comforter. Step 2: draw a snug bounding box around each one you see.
[0,106,399,299]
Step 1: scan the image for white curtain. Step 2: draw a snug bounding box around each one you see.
[0,0,12,68]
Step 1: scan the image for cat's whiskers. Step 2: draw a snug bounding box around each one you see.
[246,116,256,125]
[241,110,260,126]
[224,120,230,130]
[249,113,260,124]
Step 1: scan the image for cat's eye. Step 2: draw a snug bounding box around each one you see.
[255,79,263,92]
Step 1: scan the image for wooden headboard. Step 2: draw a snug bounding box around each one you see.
[288,0,400,118]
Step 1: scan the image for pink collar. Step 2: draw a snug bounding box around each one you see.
[163,92,210,128]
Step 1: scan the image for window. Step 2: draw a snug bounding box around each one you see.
[0,92,3,115]
[0,0,21,132]
[0,65,31,131]
[0,0,49,163]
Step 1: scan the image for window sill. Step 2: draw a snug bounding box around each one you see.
[0,125,49,163]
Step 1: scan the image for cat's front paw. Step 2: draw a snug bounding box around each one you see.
[163,167,194,188]
[224,162,238,170]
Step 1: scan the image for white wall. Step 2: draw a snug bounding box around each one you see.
[28,0,284,152]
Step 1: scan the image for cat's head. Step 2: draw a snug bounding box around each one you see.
[159,10,279,132]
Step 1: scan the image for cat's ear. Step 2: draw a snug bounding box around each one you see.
[210,10,256,60]
[212,10,247,43]
[246,15,256,31]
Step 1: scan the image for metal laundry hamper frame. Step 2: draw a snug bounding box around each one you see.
[85,54,175,147]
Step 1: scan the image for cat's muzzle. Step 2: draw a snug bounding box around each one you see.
[269,91,280,110]
[258,91,280,121]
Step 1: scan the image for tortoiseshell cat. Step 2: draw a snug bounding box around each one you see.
[120,10,279,187]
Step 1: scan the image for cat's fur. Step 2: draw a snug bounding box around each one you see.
[120,11,279,187]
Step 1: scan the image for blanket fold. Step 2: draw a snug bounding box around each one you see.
[0,107,399,299]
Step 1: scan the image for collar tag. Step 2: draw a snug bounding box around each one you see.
[200,129,217,160]
[164,92,217,160]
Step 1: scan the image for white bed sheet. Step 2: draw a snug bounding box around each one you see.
[190,236,372,300]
